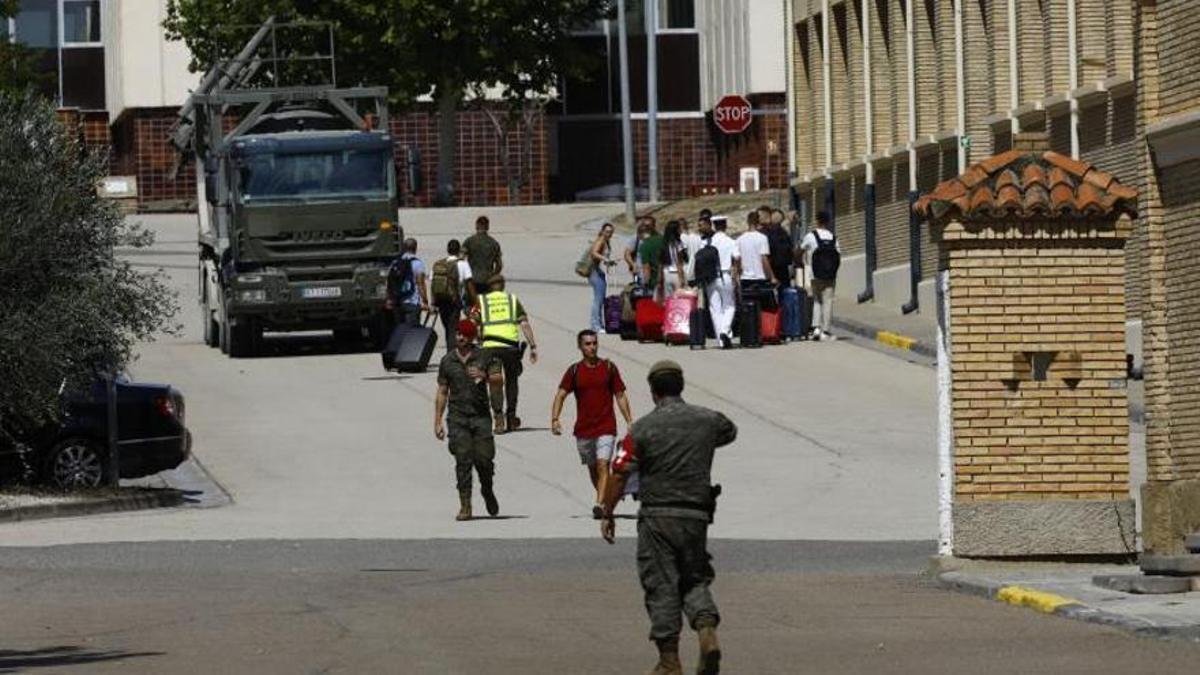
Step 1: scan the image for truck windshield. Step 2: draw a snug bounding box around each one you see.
[239,149,392,203]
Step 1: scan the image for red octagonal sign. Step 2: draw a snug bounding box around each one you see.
[713,94,752,134]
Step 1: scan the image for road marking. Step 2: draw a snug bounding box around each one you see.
[996,585,1079,613]
[876,331,918,351]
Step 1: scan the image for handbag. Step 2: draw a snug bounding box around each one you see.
[574,246,596,278]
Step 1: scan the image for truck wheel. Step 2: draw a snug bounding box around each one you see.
[218,314,230,355]
[202,292,219,348]
[228,319,256,358]
[333,327,362,344]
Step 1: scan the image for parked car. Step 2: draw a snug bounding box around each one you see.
[0,377,191,489]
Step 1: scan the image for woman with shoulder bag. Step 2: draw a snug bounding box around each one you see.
[585,222,615,332]
[658,220,689,299]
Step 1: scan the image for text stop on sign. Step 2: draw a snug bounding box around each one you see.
[714,94,752,134]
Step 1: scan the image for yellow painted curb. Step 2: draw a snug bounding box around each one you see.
[996,586,1079,613]
[876,330,917,351]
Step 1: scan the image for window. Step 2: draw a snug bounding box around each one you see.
[15,0,57,48]
[658,0,695,30]
[62,0,101,44]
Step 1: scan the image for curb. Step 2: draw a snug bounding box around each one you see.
[0,488,184,524]
[831,316,937,360]
[936,571,1200,641]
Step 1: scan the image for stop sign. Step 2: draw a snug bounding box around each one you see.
[713,95,753,134]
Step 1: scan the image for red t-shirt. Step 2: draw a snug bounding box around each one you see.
[558,359,626,439]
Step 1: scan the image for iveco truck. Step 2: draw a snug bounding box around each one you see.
[170,18,401,357]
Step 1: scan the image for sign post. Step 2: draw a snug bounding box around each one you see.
[713,95,753,135]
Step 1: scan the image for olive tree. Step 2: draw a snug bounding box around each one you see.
[0,93,179,441]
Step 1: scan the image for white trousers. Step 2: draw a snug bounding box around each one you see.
[707,275,736,338]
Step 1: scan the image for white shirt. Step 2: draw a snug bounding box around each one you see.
[682,232,704,281]
[452,256,472,286]
[710,231,739,273]
[736,230,770,281]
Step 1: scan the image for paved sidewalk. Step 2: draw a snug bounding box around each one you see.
[829,296,938,360]
[932,557,1200,641]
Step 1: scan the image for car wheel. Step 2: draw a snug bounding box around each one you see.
[44,437,107,489]
[228,317,256,358]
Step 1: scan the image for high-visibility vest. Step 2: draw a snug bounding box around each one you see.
[479,291,521,348]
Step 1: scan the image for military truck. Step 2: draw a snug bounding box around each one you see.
[170,18,402,357]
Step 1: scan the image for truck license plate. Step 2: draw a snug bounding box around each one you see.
[302,286,342,299]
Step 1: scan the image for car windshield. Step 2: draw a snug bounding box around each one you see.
[239,149,392,203]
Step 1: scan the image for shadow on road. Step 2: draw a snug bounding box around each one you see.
[0,646,163,672]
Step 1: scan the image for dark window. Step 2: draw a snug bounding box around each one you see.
[660,0,695,29]
[15,0,57,48]
[61,46,104,109]
[657,33,699,111]
[562,35,610,115]
[63,0,101,44]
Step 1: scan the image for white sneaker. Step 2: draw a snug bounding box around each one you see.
[811,331,822,342]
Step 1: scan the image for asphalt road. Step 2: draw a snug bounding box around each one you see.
[1,205,1191,673]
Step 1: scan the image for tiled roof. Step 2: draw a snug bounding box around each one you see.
[914,150,1138,225]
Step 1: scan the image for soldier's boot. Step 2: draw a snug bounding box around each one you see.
[480,482,500,517]
[696,625,721,675]
[506,412,521,432]
[455,494,472,521]
[648,639,682,675]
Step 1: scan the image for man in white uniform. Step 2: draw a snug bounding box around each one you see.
[708,216,740,349]
[734,211,777,297]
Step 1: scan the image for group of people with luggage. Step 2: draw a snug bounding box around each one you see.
[578,206,843,350]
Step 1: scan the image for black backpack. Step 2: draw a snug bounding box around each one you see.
[693,242,720,286]
[811,234,841,282]
[387,255,416,300]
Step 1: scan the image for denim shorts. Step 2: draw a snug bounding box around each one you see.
[576,435,617,465]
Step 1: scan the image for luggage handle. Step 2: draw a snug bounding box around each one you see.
[422,310,437,328]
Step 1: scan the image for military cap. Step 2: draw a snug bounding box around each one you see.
[647,359,683,380]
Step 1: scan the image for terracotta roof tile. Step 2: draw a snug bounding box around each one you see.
[913,147,1137,225]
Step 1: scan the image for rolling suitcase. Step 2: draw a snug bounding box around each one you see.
[604,295,624,334]
[636,299,665,342]
[780,286,806,341]
[620,284,651,341]
[663,294,697,344]
[382,313,438,372]
[738,299,762,348]
[688,307,707,349]
[761,307,782,344]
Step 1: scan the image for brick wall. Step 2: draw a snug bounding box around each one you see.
[914,0,939,137]
[870,0,897,152]
[795,16,821,175]
[833,172,866,256]
[831,2,853,164]
[56,109,112,168]
[1157,0,1200,118]
[946,237,1131,502]
[964,0,998,160]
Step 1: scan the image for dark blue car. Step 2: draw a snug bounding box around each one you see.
[1,377,191,489]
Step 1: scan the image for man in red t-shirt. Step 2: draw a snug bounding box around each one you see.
[551,329,635,518]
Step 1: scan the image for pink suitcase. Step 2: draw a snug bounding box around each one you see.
[663,294,697,344]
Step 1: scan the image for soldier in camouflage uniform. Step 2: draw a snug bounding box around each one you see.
[434,319,499,521]
[601,360,737,675]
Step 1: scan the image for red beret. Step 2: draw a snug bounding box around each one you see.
[457,319,478,340]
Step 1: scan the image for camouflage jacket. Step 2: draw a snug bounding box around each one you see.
[615,396,737,519]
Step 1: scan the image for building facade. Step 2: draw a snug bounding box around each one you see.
[785,0,1141,325]
[8,0,789,209]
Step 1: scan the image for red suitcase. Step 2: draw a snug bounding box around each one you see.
[636,299,665,342]
[663,294,697,344]
[761,307,782,344]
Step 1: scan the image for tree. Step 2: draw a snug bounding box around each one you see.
[0,0,49,97]
[0,93,179,439]
[163,0,608,205]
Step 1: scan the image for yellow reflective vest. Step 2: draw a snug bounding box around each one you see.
[479,291,521,348]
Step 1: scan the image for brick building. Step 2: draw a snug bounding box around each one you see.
[7,0,791,209]
[784,0,1143,350]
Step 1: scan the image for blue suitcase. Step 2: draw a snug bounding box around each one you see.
[780,287,807,341]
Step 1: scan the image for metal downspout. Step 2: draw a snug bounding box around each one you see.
[858,0,876,304]
[901,0,920,314]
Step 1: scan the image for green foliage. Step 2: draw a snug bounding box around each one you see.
[162,0,609,109]
[0,93,179,429]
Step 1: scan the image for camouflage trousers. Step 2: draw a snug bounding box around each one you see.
[447,414,495,496]
[637,515,720,642]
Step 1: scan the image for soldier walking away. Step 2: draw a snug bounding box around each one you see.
[550,329,635,518]
[601,360,737,675]
[386,238,429,328]
[462,215,503,305]
[433,320,499,521]
[801,211,842,341]
[431,239,465,349]
[473,274,539,434]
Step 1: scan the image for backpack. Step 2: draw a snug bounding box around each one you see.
[574,245,596,278]
[693,242,720,286]
[387,255,415,301]
[430,256,460,303]
[811,234,841,282]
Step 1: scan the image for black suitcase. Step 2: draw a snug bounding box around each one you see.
[382,314,438,372]
[738,299,762,348]
[688,307,707,350]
